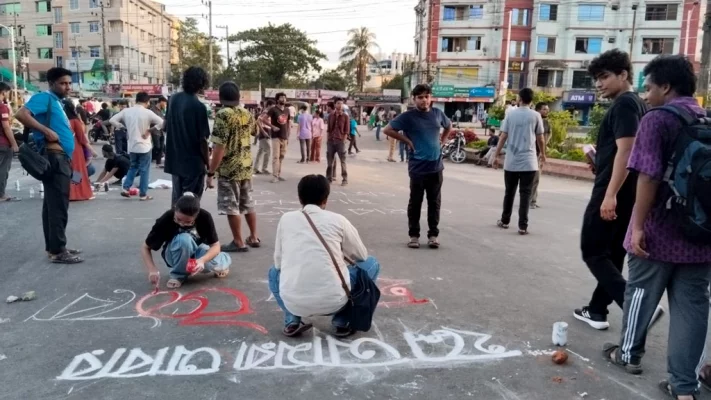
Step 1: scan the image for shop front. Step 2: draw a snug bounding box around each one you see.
[431,85,496,122]
[562,91,596,126]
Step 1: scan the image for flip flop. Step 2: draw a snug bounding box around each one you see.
[214,269,229,279]
[166,279,182,289]
[221,241,249,253]
[246,237,261,248]
[658,379,697,399]
[120,190,131,198]
[140,196,154,201]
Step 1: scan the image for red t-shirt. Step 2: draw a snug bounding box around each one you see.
[0,103,10,147]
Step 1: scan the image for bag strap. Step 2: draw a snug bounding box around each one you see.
[651,104,697,126]
[301,210,352,301]
[45,94,53,127]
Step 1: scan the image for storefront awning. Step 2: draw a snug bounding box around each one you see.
[0,66,39,92]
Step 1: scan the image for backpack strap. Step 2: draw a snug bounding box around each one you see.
[651,104,697,126]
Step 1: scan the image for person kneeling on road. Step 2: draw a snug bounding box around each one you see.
[268,174,381,338]
[94,144,131,187]
[142,192,232,289]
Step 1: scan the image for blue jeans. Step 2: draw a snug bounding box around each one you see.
[123,151,151,196]
[375,125,381,141]
[399,141,408,162]
[164,233,232,280]
[87,163,96,177]
[268,256,381,327]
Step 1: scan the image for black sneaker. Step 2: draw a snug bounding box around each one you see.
[574,306,610,330]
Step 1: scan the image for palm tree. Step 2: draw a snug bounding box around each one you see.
[339,27,379,92]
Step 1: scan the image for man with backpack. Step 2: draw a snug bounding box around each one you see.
[603,55,711,400]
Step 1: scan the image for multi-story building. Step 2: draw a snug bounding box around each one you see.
[0,0,179,93]
[364,52,413,91]
[413,0,704,123]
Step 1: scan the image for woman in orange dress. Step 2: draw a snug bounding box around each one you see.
[63,100,95,201]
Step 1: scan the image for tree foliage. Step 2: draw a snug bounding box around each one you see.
[382,74,403,92]
[310,61,356,92]
[505,90,558,105]
[170,17,223,86]
[339,27,379,92]
[586,104,606,143]
[547,110,579,148]
[228,23,325,88]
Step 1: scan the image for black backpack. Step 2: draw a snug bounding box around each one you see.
[18,96,53,181]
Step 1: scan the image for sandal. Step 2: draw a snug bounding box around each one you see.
[139,195,154,201]
[50,251,84,264]
[428,236,440,249]
[518,229,529,235]
[246,237,261,248]
[602,342,643,375]
[214,269,229,279]
[283,322,313,337]
[497,220,509,229]
[120,190,131,198]
[166,279,182,289]
[221,241,249,253]
[658,379,697,399]
[407,237,420,249]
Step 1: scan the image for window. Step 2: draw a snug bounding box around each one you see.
[37,48,53,59]
[0,49,10,60]
[89,21,99,33]
[470,5,484,19]
[53,7,62,22]
[56,55,63,68]
[39,71,48,82]
[539,4,558,21]
[578,4,604,21]
[36,25,52,36]
[508,72,526,90]
[140,30,145,39]
[141,52,146,63]
[642,38,674,54]
[0,3,21,14]
[89,0,99,8]
[36,1,51,12]
[537,37,556,53]
[536,69,563,87]
[0,28,9,37]
[148,55,153,65]
[645,4,678,21]
[511,8,530,26]
[109,45,124,57]
[70,22,80,33]
[575,37,603,54]
[442,5,484,21]
[69,0,78,9]
[440,36,481,52]
[415,40,419,56]
[70,47,79,58]
[509,41,529,57]
[572,70,593,88]
[109,20,123,32]
[54,32,63,49]
[89,46,100,57]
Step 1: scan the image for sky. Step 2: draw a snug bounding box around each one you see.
[161,0,418,71]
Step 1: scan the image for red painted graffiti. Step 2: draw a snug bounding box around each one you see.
[378,279,430,308]
[136,287,268,334]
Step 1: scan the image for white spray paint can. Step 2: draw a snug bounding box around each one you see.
[552,322,568,346]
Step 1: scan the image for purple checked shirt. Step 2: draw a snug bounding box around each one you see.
[624,97,711,263]
[298,112,313,140]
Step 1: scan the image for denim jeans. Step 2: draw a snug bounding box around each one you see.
[87,163,96,177]
[164,233,232,280]
[375,125,381,141]
[123,151,151,197]
[268,256,381,327]
[399,141,408,162]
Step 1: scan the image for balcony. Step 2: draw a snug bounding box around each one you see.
[537,86,564,97]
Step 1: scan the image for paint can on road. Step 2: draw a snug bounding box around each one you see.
[552,321,568,346]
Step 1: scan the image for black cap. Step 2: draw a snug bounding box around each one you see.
[219,81,240,106]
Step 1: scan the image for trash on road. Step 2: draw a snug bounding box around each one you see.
[6,291,37,303]
[552,321,568,346]
[552,350,569,365]
[6,296,19,303]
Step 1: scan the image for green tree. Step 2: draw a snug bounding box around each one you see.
[170,17,224,86]
[229,23,325,88]
[505,90,557,105]
[382,74,403,93]
[547,110,579,148]
[339,27,379,92]
[586,104,606,143]
[311,69,351,91]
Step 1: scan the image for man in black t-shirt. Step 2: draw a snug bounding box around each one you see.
[94,144,132,186]
[142,193,232,289]
[573,50,650,331]
[267,92,290,182]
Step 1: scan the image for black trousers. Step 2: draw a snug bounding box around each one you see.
[407,171,443,238]
[581,182,636,315]
[151,132,165,164]
[348,135,359,153]
[171,173,205,206]
[42,151,71,254]
[114,129,127,155]
[326,141,347,182]
[501,170,536,230]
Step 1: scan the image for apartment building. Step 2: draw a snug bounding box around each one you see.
[413,0,704,122]
[0,0,179,92]
[364,52,413,91]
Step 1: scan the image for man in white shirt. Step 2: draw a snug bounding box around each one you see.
[110,91,164,201]
[268,174,380,337]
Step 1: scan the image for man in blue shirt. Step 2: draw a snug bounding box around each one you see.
[383,84,451,249]
[15,67,83,264]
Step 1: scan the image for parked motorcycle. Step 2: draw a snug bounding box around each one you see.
[89,118,114,144]
[441,130,467,164]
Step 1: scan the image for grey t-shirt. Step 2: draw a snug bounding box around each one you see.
[500,107,544,172]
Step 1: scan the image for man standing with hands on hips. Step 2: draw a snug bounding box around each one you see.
[383,84,451,249]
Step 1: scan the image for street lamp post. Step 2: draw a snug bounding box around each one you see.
[0,24,18,104]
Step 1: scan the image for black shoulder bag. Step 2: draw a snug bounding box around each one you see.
[18,96,53,181]
[302,210,380,332]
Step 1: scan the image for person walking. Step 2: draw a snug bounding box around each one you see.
[384,84,451,249]
[310,110,325,162]
[347,111,360,155]
[325,97,349,186]
[572,49,650,330]
[15,67,83,264]
[268,93,290,183]
[206,82,261,252]
[111,91,164,201]
[164,67,211,205]
[492,88,546,235]
[63,100,95,201]
[297,105,313,163]
[254,100,275,175]
[530,102,551,209]
[0,82,19,202]
[375,107,385,141]
[150,96,167,167]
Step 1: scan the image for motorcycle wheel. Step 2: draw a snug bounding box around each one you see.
[450,148,467,164]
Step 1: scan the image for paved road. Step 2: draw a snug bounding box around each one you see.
[0,128,698,400]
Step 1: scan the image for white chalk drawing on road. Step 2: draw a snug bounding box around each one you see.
[347,208,452,216]
[57,327,521,380]
[25,290,160,328]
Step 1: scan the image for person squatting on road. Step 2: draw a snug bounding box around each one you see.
[142,192,232,289]
[493,88,546,235]
[94,144,131,186]
[15,67,84,264]
[573,49,651,331]
[602,55,711,400]
[268,174,380,338]
[207,81,261,253]
[164,67,211,205]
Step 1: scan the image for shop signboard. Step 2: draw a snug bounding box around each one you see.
[319,90,348,100]
[432,85,454,97]
[265,88,296,99]
[295,89,319,99]
[382,89,401,97]
[566,92,596,103]
[469,87,496,98]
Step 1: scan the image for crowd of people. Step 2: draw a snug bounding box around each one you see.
[3,50,711,399]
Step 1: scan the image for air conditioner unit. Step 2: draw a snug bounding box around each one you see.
[581,60,591,67]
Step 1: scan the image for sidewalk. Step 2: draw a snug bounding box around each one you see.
[463,148,594,181]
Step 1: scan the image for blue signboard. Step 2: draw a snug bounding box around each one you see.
[469,87,496,98]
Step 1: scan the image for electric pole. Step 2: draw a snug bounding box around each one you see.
[72,35,83,91]
[202,0,213,88]
[95,2,110,89]
[698,0,711,106]
[216,24,229,69]
[11,13,26,89]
